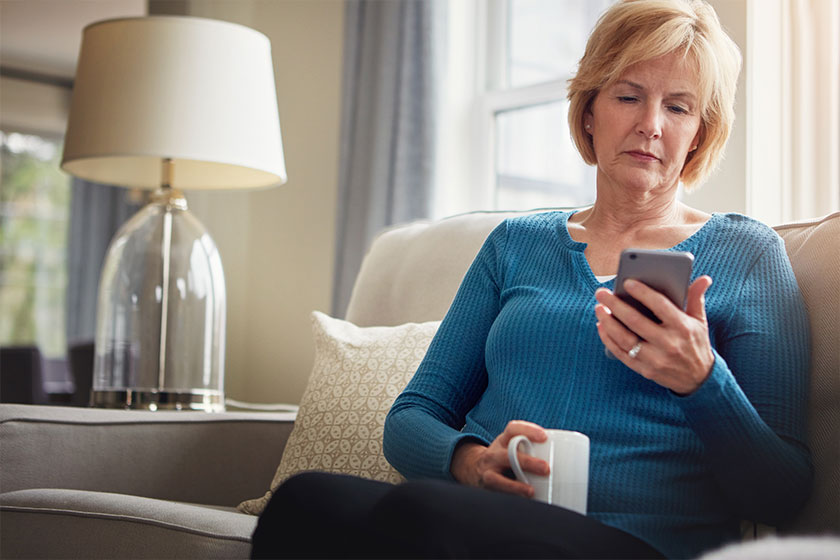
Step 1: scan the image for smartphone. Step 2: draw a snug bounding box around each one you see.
[605,249,694,358]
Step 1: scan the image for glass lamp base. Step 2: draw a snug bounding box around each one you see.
[91,389,225,412]
[92,184,227,413]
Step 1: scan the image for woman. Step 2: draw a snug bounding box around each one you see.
[252,1,811,558]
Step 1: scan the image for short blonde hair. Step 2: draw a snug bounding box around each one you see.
[567,0,741,190]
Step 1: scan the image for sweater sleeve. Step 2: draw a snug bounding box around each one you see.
[672,235,813,526]
[383,222,508,480]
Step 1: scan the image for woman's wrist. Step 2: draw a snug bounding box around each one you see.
[450,440,485,486]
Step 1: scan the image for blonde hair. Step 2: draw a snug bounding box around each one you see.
[567,0,741,190]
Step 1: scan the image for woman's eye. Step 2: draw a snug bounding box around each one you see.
[668,105,689,115]
[618,96,638,103]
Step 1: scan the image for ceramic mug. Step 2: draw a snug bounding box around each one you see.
[507,429,590,514]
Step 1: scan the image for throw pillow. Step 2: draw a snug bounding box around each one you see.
[237,311,440,515]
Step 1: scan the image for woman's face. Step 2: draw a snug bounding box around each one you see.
[584,52,703,197]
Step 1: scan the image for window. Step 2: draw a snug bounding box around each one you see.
[436,0,838,222]
[490,0,613,210]
[0,130,71,358]
[433,0,614,217]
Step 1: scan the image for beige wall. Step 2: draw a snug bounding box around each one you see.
[184,0,344,404]
[183,0,752,405]
[683,0,748,214]
[0,76,71,136]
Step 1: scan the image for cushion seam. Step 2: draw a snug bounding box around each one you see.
[0,504,252,543]
[773,211,839,231]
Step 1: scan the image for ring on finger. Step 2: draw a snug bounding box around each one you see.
[628,340,643,359]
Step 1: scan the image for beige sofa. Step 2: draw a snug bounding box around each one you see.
[1,210,838,558]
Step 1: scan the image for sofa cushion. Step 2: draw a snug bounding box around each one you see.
[773,211,840,534]
[238,312,440,515]
[345,210,531,326]
[0,488,255,559]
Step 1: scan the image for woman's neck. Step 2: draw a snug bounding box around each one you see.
[573,197,687,237]
[567,196,711,275]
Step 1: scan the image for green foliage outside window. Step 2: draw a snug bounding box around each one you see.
[0,130,70,357]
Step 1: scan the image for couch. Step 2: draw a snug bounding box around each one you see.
[1,210,838,558]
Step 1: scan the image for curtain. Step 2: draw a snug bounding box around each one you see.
[65,179,142,344]
[331,0,443,318]
[782,0,840,220]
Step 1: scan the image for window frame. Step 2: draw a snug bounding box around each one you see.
[433,0,603,218]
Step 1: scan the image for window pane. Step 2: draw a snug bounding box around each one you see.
[507,0,614,88]
[495,101,596,210]
[0,130,70,358]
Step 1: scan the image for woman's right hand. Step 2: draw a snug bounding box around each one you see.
[450,420,549,498]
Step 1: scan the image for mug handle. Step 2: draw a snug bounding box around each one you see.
[507,434,533,484]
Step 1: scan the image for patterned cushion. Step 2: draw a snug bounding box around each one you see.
[237,311,440,515]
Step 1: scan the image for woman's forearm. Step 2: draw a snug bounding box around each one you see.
[384,401,487,481]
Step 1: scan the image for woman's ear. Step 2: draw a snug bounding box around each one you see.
[690,125,703,151]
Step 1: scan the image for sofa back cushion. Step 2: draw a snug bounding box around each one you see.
[773,212,840,534]
[345,211,526,327]
[346,209,839,534]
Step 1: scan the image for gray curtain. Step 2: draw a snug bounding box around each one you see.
[331,0,443,318]
[65,179,142,344]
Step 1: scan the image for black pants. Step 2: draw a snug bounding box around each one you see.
[251,472,665,559]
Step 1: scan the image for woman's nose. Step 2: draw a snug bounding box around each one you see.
[636,104,662,140]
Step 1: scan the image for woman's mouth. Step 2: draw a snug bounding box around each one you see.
[625,150,660,162]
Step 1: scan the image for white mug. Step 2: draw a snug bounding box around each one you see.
[507,429,590,514]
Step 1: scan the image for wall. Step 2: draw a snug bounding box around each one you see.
[0,0,797,405]
[182,0,344,404]
[0,76,71,136]
[682,0,748,215]
[182,0,752,405]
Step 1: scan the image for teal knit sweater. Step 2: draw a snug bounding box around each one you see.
[383,211,812,559]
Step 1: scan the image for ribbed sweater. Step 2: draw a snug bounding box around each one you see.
[383,211,812,559]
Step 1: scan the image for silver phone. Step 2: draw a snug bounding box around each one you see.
[605,249,694,358]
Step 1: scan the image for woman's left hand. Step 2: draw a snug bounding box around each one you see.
[594,276,715,395]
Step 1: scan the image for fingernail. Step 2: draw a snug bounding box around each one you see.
[624,279,638,289]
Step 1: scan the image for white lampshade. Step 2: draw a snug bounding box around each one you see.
[61,16,286,189]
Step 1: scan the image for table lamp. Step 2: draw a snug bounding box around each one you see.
[61,16,286,411]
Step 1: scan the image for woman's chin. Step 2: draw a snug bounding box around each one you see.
[601,168,678,196]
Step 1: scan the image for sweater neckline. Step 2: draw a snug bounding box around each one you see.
[556,210,722,253]
[556,210,723,288]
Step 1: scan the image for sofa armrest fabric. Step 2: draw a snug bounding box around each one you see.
[0,404,295,507]
[0,488,255,559]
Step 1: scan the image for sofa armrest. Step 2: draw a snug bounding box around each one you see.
[0,404,295,507]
